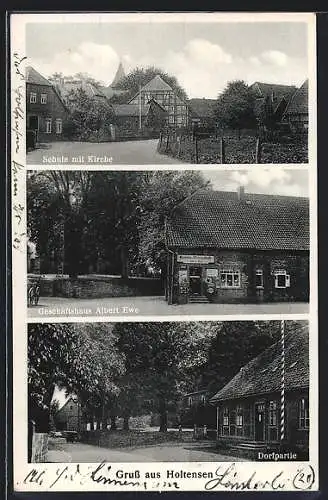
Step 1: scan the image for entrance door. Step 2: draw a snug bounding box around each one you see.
[189,266,202,295]
[255,403,265,441]
[28,116,39,130]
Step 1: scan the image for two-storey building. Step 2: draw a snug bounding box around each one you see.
[26,66,68,143]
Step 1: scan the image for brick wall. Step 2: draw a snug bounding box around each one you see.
[37,276,163,298]
[26,83,68,142]
[171,248,308,303]
[80,430,194,449]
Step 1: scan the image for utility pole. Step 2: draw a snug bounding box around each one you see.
[139,84,142,130]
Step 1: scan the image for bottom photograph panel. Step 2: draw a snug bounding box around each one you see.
[28,320,309,463]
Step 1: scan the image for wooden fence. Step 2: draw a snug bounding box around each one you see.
[157,130,307,164]
[157,132,263,164]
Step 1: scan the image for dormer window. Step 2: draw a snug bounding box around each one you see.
[41,93,47,104]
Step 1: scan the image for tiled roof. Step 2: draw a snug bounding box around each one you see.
[141,75,173,92]
[26,66,52,86]
[209,322,309,403]
[284,80,308,116]
[113,100,167,117]
[166,189,309,251]
[113,104,151,117]
[188,98,216,118]
[55,80,108,101]
[251,82,297,103]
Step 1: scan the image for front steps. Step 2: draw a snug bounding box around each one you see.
[188,295,210,304]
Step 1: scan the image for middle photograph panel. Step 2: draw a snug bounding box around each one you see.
[27,168,309,319]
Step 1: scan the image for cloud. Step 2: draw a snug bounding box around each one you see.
[230,168,291,189]
[260,50,288,67]
[208,169,307,197]
[30,42,121,85]
[29,38,305,98]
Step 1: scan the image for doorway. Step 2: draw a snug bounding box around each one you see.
[28,115,39,130]
[189,266,202,295]
[255,402,265,441]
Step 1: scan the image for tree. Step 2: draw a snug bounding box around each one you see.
[137,171,211,280]
[199,321,284,396]
[64,87,114,141]
[110,66,188,103]
[114,322,217,432]
[28,323,125,431]
[215,80,257,137]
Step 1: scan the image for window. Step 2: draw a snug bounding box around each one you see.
[299,398,309,429]
[236,406,243,426]
[45,118,52,134]
[200,394,206,405]
[220,270,241,288]
[269,401,277,426]
[55,118,62,134]
[223,408,229,426]
[187,397,192,408]
[273,269,290,289]
[255,269,264,288]
[40,93,47,104]
[30,92,37,103]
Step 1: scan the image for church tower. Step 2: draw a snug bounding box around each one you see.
[111,61,126,88]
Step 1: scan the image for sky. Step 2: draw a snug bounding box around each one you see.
[26,21,308,98]
[204,167,309,197]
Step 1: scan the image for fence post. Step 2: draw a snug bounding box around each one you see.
[157,132,162,152]
[177,135,182,158]
[255,137,262,163]
[165,132,170,152]
[220,137,225,164]
[194,135,199,164]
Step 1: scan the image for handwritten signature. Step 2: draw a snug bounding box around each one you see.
[204,463,315,491]
[22,462,315,491]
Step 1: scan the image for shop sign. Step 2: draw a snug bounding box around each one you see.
[177,255,215,264]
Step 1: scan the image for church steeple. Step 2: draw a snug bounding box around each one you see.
[111,61,125,88]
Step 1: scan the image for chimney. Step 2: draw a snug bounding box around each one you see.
[237,185,245,201]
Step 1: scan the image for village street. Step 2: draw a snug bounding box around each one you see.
[26,139,184,165]
[28,295,308,318]
[47,440,246,463]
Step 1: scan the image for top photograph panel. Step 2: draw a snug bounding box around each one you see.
[25,15,312,165]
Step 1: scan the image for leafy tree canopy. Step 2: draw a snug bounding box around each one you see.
[28,322,125,431]
[111,66,188,103]
[215,80,257,131]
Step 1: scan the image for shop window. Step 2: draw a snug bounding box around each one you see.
[299,398,309,429]
[255,269,264,288]
[273,270,290,289]
[45,118,52,134]
[40,93,47,104]
[236,405,243,426]
[269,401,277,426]
[55,118,62,134]
[220,270,241,288]
[30,92,37,103]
